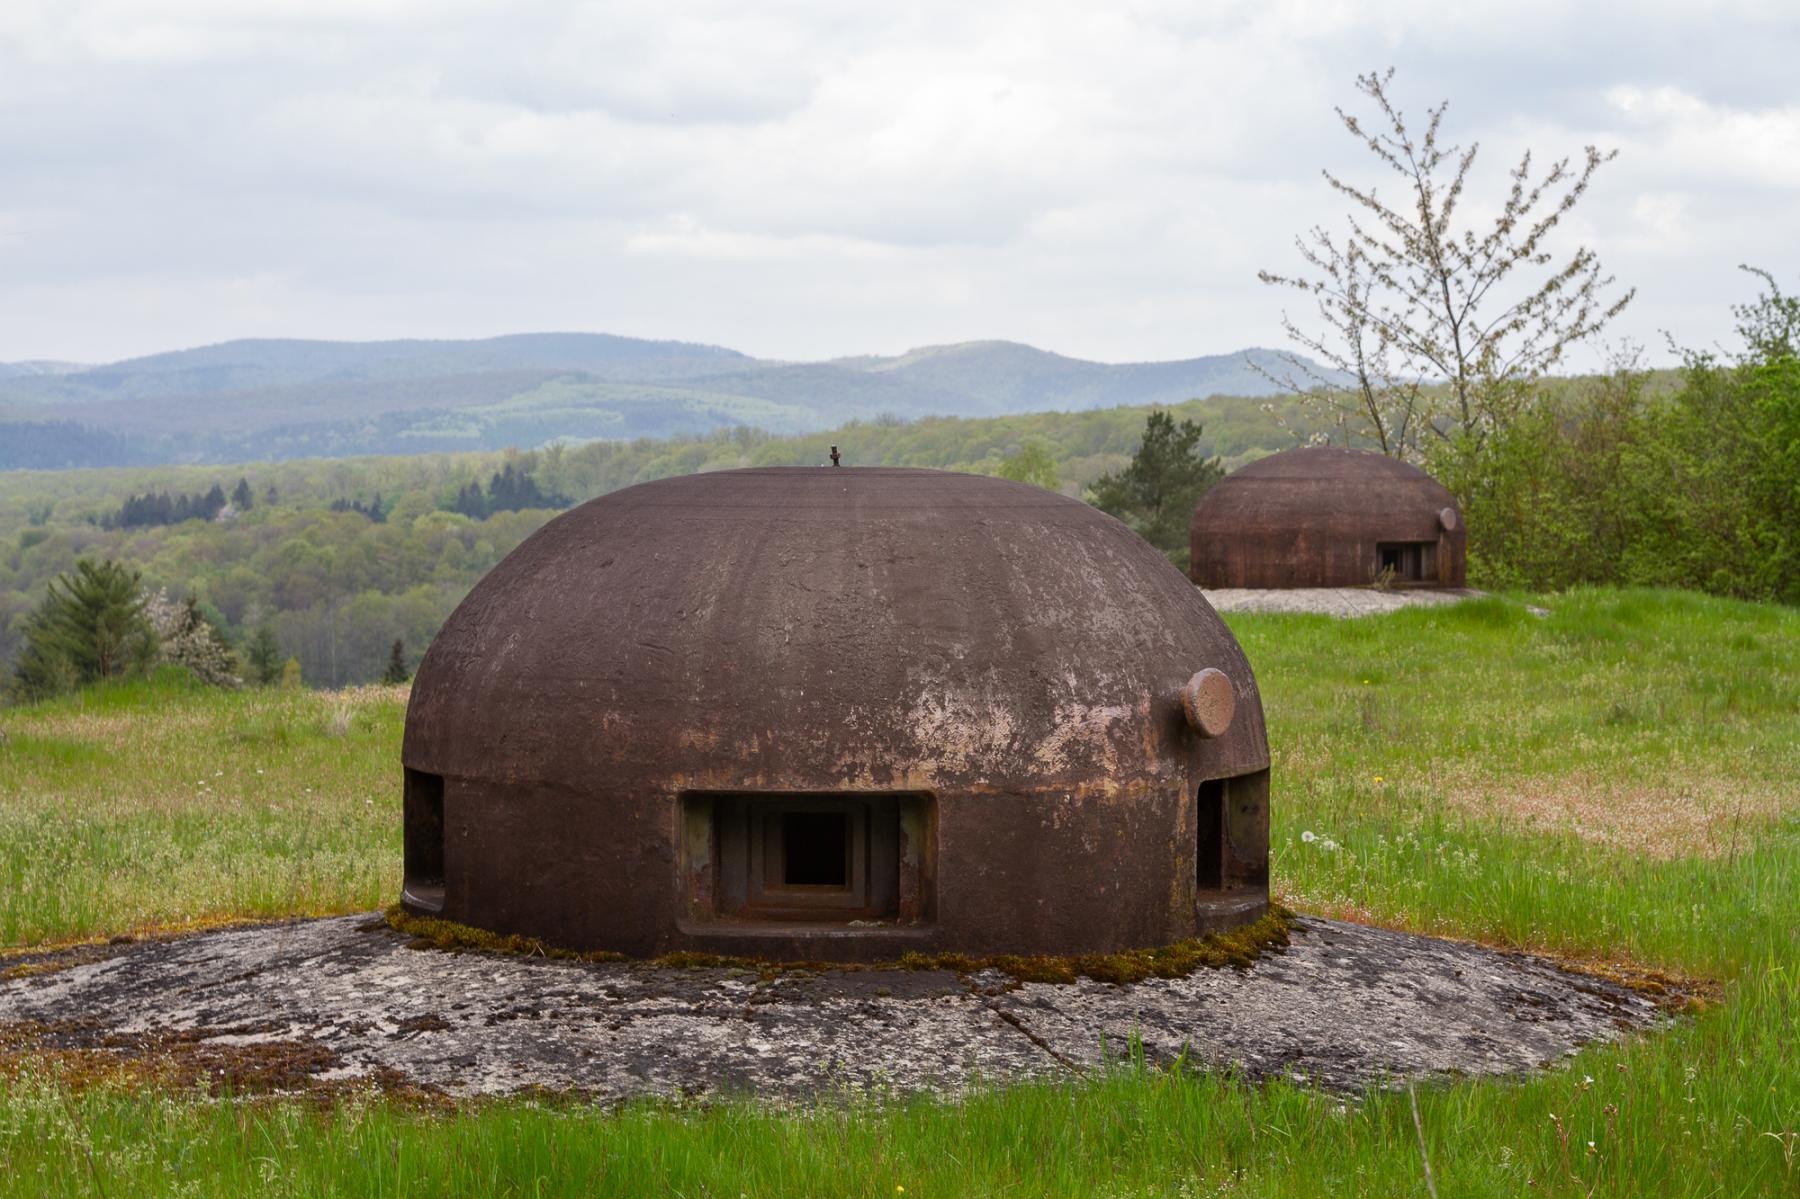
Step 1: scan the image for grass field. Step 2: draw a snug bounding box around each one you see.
[1,588,1796,1195]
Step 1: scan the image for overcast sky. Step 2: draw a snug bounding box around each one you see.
[1,1,1795,368]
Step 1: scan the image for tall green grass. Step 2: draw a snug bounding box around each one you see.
[1235,589,1800,975]
[0,672,401,946]
[1,587,1796,1195]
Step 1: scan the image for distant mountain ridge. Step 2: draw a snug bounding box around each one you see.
[0,332,1320,468]
[0,360,88,379]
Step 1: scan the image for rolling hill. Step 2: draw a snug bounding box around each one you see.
[0,333,1318,468]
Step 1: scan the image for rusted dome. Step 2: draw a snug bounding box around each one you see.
[1190,446,1466,589]
[404,467,1270,961]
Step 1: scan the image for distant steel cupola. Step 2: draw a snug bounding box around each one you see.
[1190,446,1466,589]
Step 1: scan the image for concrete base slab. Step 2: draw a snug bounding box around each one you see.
[1201,587,1496,618]
[0,915,1659,1101]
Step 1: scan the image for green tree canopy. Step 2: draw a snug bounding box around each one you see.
[245,624,283,686]
[996,439,1060,491]
[1088,412,1223,571]
[1428,268,1800,604]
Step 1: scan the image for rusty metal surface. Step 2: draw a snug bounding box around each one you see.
[404,467,1269,960]
[1181,668,1235,738]
[1189,447,1467,589]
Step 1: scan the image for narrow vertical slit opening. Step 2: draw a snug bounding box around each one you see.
[402,768,445,913]
[1196,778,1225,891]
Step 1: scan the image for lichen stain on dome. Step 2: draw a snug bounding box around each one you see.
[1031,699,1159,787]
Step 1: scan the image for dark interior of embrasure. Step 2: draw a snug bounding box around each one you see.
[681,791,933,927]
[401,768,445,914]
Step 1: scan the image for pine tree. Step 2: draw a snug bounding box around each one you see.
[231,478,254,510]
[382,638,410,685]
[11,559,156,699]
[245,624,283,686]
[452,481,488,519]
[1089,412,1223,571]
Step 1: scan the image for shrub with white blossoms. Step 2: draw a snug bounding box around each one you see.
[143,589,242,688]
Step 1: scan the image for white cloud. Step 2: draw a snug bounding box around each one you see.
[622,216,903,263]
[0,1,1795,367]
[1607,85,1800,189]
[1629,192,1692,242]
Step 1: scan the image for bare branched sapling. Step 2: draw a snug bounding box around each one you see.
[1258,68,1634,458]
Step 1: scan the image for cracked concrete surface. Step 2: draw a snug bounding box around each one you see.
[0,914,1660,1101]
[1201,587,1535,618]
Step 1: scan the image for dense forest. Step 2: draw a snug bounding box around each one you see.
[0,420,158,470]
[0,393,1329,687]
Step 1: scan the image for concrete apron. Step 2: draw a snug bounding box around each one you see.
[0,914,1661,1102]
[1201,587,1540,618]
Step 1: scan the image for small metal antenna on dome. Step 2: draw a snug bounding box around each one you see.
[829,445,841,467]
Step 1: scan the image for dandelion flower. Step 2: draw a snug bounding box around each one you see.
[1373,775,1384,784]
